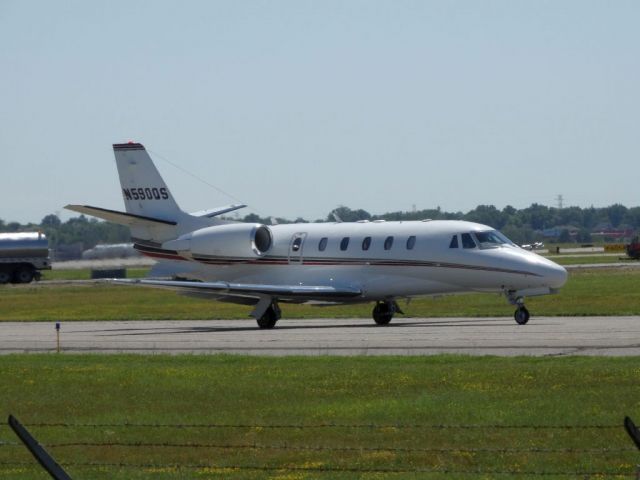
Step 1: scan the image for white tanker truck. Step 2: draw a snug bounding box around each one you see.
[0,232,51,284]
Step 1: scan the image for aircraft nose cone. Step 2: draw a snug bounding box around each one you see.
[544,261,568,288]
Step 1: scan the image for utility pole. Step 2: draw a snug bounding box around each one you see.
[556,194,564,209]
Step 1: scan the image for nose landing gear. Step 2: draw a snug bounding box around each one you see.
[506,291,531,325]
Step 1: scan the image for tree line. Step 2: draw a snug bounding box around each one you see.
[0,203,637,249]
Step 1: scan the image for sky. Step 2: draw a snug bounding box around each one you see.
[1,1,639,224]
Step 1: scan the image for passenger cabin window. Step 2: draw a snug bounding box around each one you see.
[318,237,328,251]
[406,236,416,250]
[461,233,476,249]
[449,235,459,248]
[340,237,350,251]
[362,236,371,251]
[291,237,302,252]
[384,236,394,250]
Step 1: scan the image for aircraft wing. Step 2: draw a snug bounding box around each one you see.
[65,204,176,227]
[113,278,362,301]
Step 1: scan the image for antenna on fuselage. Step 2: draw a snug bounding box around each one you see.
[331,210,343,223]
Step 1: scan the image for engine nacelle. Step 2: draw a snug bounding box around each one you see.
[163,223,272,259]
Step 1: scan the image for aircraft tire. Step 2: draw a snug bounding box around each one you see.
[257,307,278,329]
[372,302,393,325]
[514,306,530,325]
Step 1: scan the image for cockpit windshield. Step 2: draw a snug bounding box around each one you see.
[473,230,515,249]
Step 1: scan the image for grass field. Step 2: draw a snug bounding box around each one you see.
[1,268,640,321]
[548,255,633,266]
[1,355,638,479]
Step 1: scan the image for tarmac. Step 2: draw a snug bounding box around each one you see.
[1,316,639,356]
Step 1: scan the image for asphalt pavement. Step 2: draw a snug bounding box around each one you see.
[1,316,638,356]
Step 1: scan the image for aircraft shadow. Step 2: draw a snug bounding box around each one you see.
[88,318,513,337]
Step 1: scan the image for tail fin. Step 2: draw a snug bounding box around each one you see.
[114,143,182,222]
[66,142,218,245]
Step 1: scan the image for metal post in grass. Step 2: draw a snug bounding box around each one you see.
[625,417,640,450]
[55,322,60,353]
[8,415,72,480]
[623,416,640,479]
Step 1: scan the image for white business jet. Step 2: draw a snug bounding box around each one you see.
[66,143,567,329]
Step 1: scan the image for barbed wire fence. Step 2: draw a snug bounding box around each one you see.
[1,422,639,478]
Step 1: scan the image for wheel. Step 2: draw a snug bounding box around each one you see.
[0,270,11,284]
[13,266,35,284]
[372,302,393,325]
[514,306,530,325]
[257,307,278,329]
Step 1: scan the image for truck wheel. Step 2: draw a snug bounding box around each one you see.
[14,266,35,284]
[0,270,11,284]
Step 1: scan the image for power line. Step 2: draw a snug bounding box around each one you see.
[146,147,262,216]
[23,422,621,429]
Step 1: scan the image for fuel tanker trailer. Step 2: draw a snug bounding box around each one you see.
[0,232,51,283]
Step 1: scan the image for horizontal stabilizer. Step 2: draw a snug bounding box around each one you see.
[113,278,361,300]
[64,205,177,227]
[190,204,247,218]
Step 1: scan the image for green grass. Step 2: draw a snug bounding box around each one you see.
[0,355,638,479]
[2,268,640,321]
[546,255,629,265]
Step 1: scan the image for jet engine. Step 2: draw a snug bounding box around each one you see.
[163,223,272,259]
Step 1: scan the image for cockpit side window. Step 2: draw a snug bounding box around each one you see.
[461,233,476,249]
[449,235,459,248]
[474,230,515,249]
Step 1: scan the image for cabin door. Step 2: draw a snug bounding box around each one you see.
[288,232,307,264]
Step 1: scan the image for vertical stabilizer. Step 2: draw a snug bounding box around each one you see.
[67,142,221,245]
[113,143,182,222]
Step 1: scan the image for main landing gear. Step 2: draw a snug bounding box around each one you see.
[256,302,281,329]
[372,301,403,325]
[514,305,530,325]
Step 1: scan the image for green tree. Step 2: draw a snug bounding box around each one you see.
[464,205,506,229]
[558,228,573,243]
[521,204,552,230]
[41,214,61,228]
[328,206,371,222]
[606,204,628,228]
